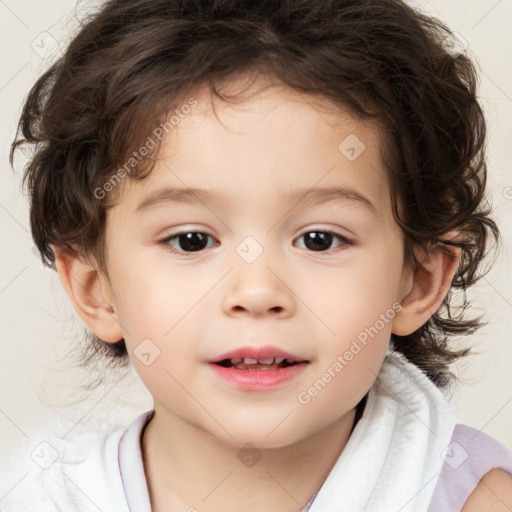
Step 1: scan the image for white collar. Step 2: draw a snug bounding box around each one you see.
[308,350,455,511]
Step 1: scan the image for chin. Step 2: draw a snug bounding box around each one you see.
[207,422,310,451]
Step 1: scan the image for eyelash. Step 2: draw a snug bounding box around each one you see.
[157,230,355,256]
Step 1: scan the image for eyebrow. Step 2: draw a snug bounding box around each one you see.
[135,185,377,216]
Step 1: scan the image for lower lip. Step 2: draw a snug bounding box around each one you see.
[208,362,308,391]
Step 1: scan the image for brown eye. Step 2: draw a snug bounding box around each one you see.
[161,232,217,253]
[295,231,352,252]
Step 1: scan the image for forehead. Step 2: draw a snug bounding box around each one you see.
[113,77,391,220]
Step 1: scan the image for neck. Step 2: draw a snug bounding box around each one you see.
[142,405,359,512]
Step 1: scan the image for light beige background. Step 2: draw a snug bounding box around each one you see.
[1,0,511,499]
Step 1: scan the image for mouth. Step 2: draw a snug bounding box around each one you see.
[208,346,309,371]
[208,348,310,390]
[214,357,302,371]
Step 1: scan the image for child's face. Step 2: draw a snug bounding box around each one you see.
[102,78,413,448]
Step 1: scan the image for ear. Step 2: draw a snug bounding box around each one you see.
[51,244,123,343]
[392,232,461,336]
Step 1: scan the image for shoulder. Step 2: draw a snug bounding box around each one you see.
[461,469,512,512]
[429,423,512,512]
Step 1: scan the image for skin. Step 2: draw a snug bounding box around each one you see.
[462,469,512,512]
[51,75,505,511]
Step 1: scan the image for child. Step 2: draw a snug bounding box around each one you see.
[4,0,512,510]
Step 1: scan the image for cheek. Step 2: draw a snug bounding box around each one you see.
[304,247,401,393]
[309,251,402,333]
[109,251,204,337]
[110,254,207,357]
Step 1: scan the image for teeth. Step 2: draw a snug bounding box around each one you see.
[223,356,298,369]
[241,357,280,365]
[229,357,288,365]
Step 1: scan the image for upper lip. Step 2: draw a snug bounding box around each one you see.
[208,345,308,364]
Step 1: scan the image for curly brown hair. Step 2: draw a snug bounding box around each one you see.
[11,0,500,388]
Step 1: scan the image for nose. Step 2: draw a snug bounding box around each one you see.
[222,256,295,318]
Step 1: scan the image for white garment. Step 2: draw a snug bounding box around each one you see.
[0,349,456,511]
[1,422,130,512]
[307,349,456,512]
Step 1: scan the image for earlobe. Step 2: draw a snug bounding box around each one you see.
[51,244,124,343]
[392,233,461,336]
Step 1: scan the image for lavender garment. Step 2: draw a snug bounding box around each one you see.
[118,411,512,511]
[428,424,512,511]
